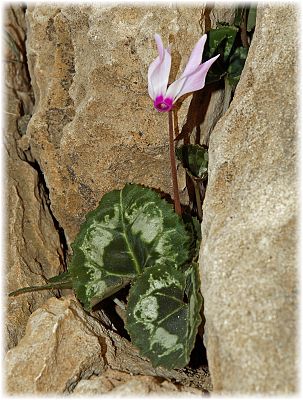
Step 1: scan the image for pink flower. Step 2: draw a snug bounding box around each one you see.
[148,34,220,112]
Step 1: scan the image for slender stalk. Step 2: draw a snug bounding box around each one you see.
[168,110,182,216]
[8,281,73,297]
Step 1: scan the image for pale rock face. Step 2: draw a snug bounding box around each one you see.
[6,2,233,352]
[4,6,64,351]
[199,5,298,394]
[5,295,106,393]
[7,2,297,395]
[25,4,208,241]
[73,369,202,396]
[5,4,234,392]
[5,295,212,394]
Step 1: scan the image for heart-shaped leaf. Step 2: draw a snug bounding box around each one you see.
[204,25,239,84]
[125,263,202,369]
[68,184,190,310]
[176,144,208,181]
[208,26,238,62]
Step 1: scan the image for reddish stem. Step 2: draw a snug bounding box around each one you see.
[168,110,182,216]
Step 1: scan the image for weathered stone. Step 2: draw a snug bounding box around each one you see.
[25,4,236,241]
[73,369,202,395]
[199,4,298,394]
[25,4,209,241]
[5,295,211,394]
[5,295,105,393]
[4,5,64,350]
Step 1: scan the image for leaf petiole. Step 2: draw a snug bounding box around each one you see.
[8,271,73,297]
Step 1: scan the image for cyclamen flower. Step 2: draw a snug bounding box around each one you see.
[148,34,220,112]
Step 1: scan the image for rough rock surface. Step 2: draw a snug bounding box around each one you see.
[5,3,236,389]
[4,6,64,350]
[5,295,211,394]
[199,4,298,394]
[5,2,234,353]
[73,370,202,396]
[25,5,236,241]
[25,4,208,241]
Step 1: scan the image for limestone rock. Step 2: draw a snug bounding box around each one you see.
[199,4,298,394]
[73,369,202,395]
[4,5,65,350]
[25,4,236,241]
[5,295,105,393]
[25,4,209,241]
[5,295,211,394]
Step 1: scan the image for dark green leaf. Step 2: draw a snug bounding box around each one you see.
[176,144,208,181]
[227,46,248,88]
[204,26,239,84]
[184,263,203,360]
[68,184,190,310]
[183,214,201,262]
[207,26,238,62]
[125,263,202,369]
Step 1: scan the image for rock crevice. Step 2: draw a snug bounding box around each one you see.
[5,5,67,350]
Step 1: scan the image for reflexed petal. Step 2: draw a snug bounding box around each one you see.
[149,49,171,99]
[154,33,164,58]
[166,54,220,102]
[180,35,207,78]
[148,56,161,98]
[164,36,207,101]
[148,34,171,100]
[165,75,187,101]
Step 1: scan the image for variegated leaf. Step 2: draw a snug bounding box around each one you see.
[176,144,208,181]
[68,184,190,310]
[125,263,202,369]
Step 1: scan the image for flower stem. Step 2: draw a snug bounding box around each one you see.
[168,110,182,216]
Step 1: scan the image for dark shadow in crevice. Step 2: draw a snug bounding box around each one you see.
[92,285,131,341]
[5,5,69,270]
[188,334,208,370]
[189,301,208,370]
[175,80,223,146]
[174,80,224,218]
[26,158,70,270]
